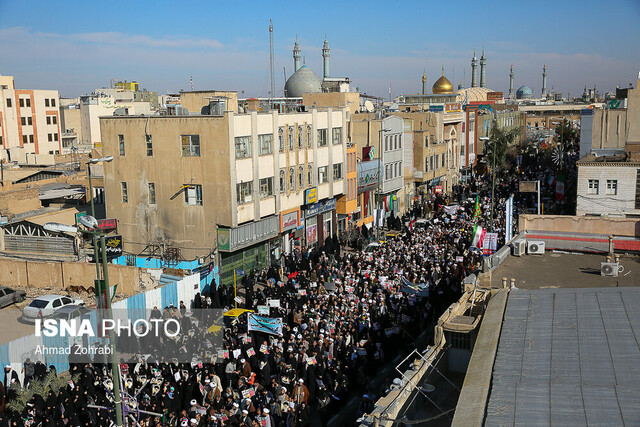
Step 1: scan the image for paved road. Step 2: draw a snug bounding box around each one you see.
[0,304,34,346]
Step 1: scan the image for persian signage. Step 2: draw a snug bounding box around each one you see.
[357,159,380,194]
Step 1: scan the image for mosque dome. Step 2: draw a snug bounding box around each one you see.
[432,73,453,94]
[284,66,322,98]
[516,85,533,99]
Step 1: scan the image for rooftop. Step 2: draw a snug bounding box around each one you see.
[488,252,640,289]
[486,286,640,425]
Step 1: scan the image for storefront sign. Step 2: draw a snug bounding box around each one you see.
[95,235,123,260]
[280,210,299,232]
[429,105,444,112]
[487,92,503,100]
[357,159,380,194]
[217,216,279,252]
[97,218,117,231]
[305,187,318,204]
[445,103,462,113]
[435,186,443,194]
[304,198,336,218]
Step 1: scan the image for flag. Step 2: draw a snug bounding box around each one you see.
[471,224,486,248]
[473,196,481,219]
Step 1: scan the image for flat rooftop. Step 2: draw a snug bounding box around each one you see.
[485,287,640,425]
[489,252,640,289]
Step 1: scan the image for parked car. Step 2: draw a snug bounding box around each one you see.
[22,295,85,322]
[50,304,91,321]
[364,242,381,253]
[0,286,26,308]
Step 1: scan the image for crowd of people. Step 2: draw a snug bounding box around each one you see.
[1,172,524,427]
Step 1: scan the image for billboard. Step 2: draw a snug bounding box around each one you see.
[445,102,462,113]
[487,92,503,101]
[357,159,380,193]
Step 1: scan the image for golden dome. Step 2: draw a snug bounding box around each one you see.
[432,70,453,94]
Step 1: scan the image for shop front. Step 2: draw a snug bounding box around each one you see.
[279,207,301,256]
[303,197,336,249]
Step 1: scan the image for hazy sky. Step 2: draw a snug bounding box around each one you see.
[1,0,639,99]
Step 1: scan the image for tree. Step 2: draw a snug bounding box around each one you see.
[555,119,577,147]
[485,120,520,171]
[6,371,80,414]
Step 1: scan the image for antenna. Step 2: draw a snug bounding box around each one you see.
[269,20,275,103]
[190,75,194,91]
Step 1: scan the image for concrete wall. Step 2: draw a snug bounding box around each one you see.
[576,163,640,216]
[0,257,141,293]
[519,214,640,237]
[302,92,360,116]
[100,115,232,260]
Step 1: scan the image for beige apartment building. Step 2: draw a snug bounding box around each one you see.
[100,107,346,285]
[0,75,61,164]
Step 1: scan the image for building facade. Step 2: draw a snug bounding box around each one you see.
[0,75,61,164]
[100,107,346,285]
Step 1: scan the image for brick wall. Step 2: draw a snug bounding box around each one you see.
[0,187,41,218]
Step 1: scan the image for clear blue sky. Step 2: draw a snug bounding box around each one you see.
[1,0,639,99]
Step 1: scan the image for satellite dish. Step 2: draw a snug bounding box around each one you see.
[364,100,374,112]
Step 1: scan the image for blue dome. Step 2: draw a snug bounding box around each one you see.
[284,66,322,98]
[516,85,533,99]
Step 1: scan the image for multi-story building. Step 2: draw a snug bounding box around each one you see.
[0,75,61,164]
[351,115,405,226]
[100,106,346,285]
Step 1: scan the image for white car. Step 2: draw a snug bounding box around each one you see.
[22,295,85,323]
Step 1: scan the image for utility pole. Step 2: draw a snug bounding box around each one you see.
[269,20,275,105]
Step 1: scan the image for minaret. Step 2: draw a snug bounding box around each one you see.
[508,65,515,98]
[422,69,427,95]
[293,38,301,72]
[541,64,548,98]
[322,36,330,79]
[480,47,486,88]
[471,49,478,88]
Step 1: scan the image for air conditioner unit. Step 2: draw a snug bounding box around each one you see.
[601,262,620,277]
[512,240,526,257]
[527,241,545,255]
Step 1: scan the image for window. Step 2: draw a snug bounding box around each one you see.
[6,98,11,108]
[332,127,342,145]
[298,126,303,148]
[425,135,429,147]
[606,180,617,195]
[425,157,429,172]
[19,98,24,108]
[278,127,285,152]
[0,136,3,145]
[398,134,402,149]
[298,166,305,188]
[21,117,26,126]
[148,183,156,204]
[317,128,327,147]
[46,116,51,125]
[27,117,32,125]
[236,181,253,205]
[333,163,343,180]
[636,170,640,209]
[185,184,203,206]
[288,126,294,150]
[146,134,153,156]
[121,182,128,203]
[52,115,57,125]
[26,98,30,107]
[260,177,274,198]
[588,179,599,195]
[385,135,389,152]
[45,98,50,107]
[181,135,200,157]
[54,133,58,141]
[308,164,313,186]
[22,135,28,145]
[318,166,328,184]
[385,164,390,180]
[48,133,53,142]
[442,153,445,168]
[118,134,125,156]
[51,98,56,107]
[430,156,434,171]
[258,134,273,155]
[306,125,312,148]
[279,169,286,193]
[289,167,295,191]
[30,135,34,143]
[235,136,251,158]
